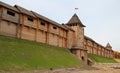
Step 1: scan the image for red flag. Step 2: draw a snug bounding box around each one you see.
[75,8,79,10]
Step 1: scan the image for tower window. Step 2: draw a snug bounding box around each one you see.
[53,26,57,30]
[41,21,45,26]
[7,11,15,16]
[28,17,34,22]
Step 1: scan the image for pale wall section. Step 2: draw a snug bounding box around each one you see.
[48,24,59,46]
[2,8,19,23]
[23,16,37,28]
[58,37,63,47]
[36,19,47,43]
[21,26,36,41]
[0,21,17,37]
[37,30,46,43]
[0,7,18,37]
[49,33,59,46]
[67,30,75,48]
[19,14,37,41]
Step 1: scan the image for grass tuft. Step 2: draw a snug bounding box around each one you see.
[88,53,117,63]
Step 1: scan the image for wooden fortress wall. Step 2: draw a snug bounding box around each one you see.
[84,36,113,58]
[0,1,113,58]
[0,2,74,48]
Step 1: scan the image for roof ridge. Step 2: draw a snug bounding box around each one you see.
[0,1,19,12]
[14,5,36,18]
[31,11,68,30]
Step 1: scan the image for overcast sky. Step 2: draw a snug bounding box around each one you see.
[1,0,120,51]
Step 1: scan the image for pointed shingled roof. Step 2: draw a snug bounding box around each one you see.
[106,43,112,48]
[67,14,85,27]
[106,43,112,50]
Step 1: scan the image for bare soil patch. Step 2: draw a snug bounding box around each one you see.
[4,63,120,73]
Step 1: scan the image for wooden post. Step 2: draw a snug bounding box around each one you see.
[46,23,49,44]
[58,28,60,47]
[0,7,3,32]
[16,12,21,38]
[35,18,38,42]
[66,30,68,48]
[20,14,24,39]
[97,45,98,55]
[92,42,94,54]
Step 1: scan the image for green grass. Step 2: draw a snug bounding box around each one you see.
[88,53,117,63]
[0,35,82,72]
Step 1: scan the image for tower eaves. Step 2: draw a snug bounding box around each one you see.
[67,14,85,27]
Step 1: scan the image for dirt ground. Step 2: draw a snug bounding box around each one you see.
[20,63,120,73]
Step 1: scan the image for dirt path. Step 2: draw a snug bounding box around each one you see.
[46,64,120,73]
[9,63,120,73]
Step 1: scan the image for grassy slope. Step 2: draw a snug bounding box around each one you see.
[88,53,117,63]
[0,35,82,72]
